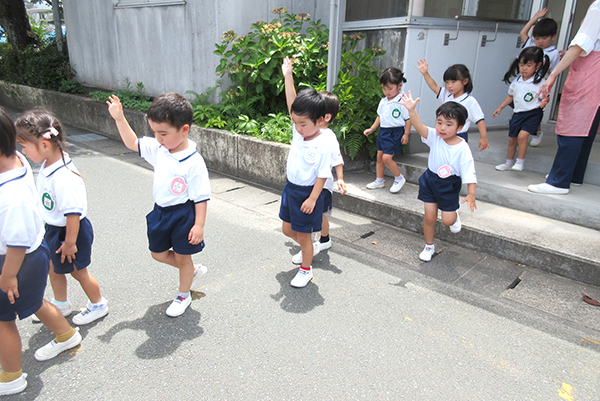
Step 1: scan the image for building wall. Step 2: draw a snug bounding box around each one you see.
[62,0,330,97]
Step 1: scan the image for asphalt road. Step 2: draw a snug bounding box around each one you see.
[7,141,600,401]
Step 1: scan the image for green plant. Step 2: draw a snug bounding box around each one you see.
[89,78,153,112]
[257,112,292,143]
[214,8,329,117]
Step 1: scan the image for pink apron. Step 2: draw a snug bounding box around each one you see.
[555,51,600,137]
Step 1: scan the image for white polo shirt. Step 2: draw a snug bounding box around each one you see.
[321,128,344,193]
[139,137,210,207]
[377,94,410,128]
[0,152,44,254]
[508,75,546,113]
[422,128,477,184]
[437,88,485,134]
[37,154,87,227]
[286,125,333,187]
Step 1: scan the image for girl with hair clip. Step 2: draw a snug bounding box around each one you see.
[493,47,550,172]
[364,67,412,194]
[416,61,489,151]
[15,109,108,326]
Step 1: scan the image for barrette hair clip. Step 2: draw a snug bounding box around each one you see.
[41,127,59,140]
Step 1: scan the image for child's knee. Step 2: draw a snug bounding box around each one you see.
[382,153,394,163]
[70,267,89,282]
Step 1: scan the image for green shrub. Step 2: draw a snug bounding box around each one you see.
[89,78,152,112]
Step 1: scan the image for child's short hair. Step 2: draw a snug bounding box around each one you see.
[147,92,193,129]
[532,18,558,38]
[436,102,468,128]
[379,67,407,86]
[15,108,66,149]
[0,108,16,157]
[291,88,326,124]
[443,64,473,93]
[319,91,339,122]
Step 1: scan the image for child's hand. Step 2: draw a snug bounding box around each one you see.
[0,274,19,304]
[478,137,490,151]
[401,133,409,145]
[364,128,374,136]
[399,91,420,111]
[300,197,316,214]
[107,95,124,120]
[533,7,547,20]
[188,224,204,245]
[57,242,77,264]
[282,56,293,78]
[492,107,502,118]
[461,194,477,213]
[336,179,347,195]
[416,59,429,75]
[540,97,549,108]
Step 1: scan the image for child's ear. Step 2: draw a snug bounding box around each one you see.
[181,124,190,135]
[324,114,332,123]
[457,125,464,132]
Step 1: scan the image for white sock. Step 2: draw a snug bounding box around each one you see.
[178,291,190,299]
[515,158,525,165]
[506,159,515,166]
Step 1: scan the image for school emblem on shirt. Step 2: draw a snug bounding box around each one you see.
[42,192,55,211]
[304,147,318,164]
[392,108,401,118]
[523,92,534,102]
[170,177,187,195]
[437,165,452,179]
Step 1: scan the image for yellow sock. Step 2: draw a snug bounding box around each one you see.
[55,327,76,343]
[0,369,22,383]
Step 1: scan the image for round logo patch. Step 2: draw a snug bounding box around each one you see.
[437,165,452,178]
[170,177,187,195]
[42,192,55,211]
[392,108,401,118]
[523,92,534,102]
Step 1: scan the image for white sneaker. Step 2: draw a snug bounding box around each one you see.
[165,295,192,317]
[366,180,385,189]
[72,298,109,325]
[0,373,27,396]
[528,183,569,195]
[419,245,435,262]
[449,211,461,233]
[291,242,320,265]
[316,239,332,251]
[32,299,72,323]
[290,267,313,288]
[511,163,524,171]
[389,176,406,193]
[530,131,543,147]
[193,263,208,282]
[495,163,514,171]
[34,328,82,361]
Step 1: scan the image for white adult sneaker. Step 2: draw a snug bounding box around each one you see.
[72,298,109,325]
[290,268,313,288]
[527,183,569,195]
[511,163,524,171]
[389,176,406,193]
[0,373,27,396]
[32,299,72,323]
[419,245,435,262]
[291,242,320,265]
[366,180,385,189]
[530,131,543,147]
[34,328,82,361]
[166,295,192,317]
[495,163,514,171]
[449,211,461,233]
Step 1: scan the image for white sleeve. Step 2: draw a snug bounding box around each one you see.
[468,98,485,124]
[138,137,160,167]
[420,127,436,147]
[437,87,448,103]
[459,146,477,184]
[569,1,600,57]
[55,170,86,216]
[186,155,211,203]
[1,203,40,249]
[508,81,516,97]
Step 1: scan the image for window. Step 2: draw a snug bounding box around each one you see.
[115,0,185,8]
[346,0,409,21]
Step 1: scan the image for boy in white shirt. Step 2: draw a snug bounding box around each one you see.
[108,92,210,317]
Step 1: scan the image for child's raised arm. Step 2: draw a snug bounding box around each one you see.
[107,95,139,152]
[399,91,428,139]
[520,8,547,43]
[282,57,296,115]
[416,59,441,95]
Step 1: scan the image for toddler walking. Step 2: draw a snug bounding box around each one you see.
[108,93,210,317]
[16,109,108,325]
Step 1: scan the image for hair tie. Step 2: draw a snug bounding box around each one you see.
[41,127,59,140]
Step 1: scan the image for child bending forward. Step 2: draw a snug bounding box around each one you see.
[399,92,477,262]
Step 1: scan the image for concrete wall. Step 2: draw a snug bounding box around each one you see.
[62,0,331,98]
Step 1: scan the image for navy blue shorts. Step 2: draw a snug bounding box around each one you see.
[509,108,543,137]
[377,126,405,155]
[0,242,50,321]
[147,200,205,255]
[279,181,324,233]
[457,132,468,142]
[418,169,462,212]
[322,189,333,213]
[45,217,93,274]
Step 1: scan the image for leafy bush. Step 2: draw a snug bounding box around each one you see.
[89,78,152,112]
[0,39,84,94]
